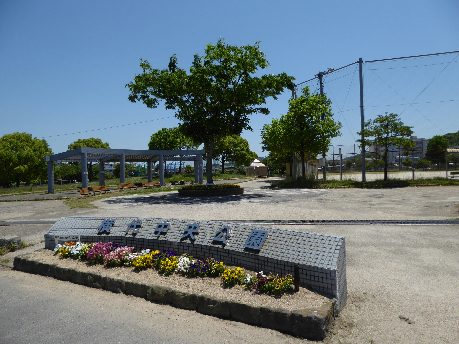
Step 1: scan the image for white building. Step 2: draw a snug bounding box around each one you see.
[369,136,429,164]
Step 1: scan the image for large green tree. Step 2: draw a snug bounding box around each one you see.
[68,138,110,181]
[425,135,448,169]
[358,113,413,181]
[213,135,258,173]
[126,39,294,184]
[0,132,52,187]
[261,87,341,179]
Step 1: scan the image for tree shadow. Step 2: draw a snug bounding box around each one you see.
[101,190,275,206]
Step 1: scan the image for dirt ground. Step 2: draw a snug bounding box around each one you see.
[1,177,459,343]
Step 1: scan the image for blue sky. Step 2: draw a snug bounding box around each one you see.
[1,0,458,159]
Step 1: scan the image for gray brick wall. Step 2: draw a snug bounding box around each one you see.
[45,217,347,312]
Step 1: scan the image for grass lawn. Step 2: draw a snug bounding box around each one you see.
[273,177,459,189]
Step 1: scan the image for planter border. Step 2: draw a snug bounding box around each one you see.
[13,253,335,341]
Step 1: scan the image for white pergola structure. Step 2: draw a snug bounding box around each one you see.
[44,147,204,194]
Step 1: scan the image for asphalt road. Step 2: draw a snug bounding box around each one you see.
[1,176,459,343]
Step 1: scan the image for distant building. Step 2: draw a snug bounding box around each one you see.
[369,136,429,164]
[246,159,268,177]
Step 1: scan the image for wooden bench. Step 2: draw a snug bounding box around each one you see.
[78,188,90,196]
[118,183,137,190]
[88,186,111,195]
[142,181,161,188]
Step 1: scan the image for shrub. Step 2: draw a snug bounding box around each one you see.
[181,183,240,191]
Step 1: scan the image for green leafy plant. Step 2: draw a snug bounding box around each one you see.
[245,271,294,296]
[221,267,245,287]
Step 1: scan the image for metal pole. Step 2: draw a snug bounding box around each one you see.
[359,58,366,182]
[47,160,54,194]
[120,154,126,184]
[339,148,343,180]
[318,72,327,181]
[159,155,164,186]
[81,153,88,188]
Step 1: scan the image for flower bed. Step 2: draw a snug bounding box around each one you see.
[178,184,243,197]
[55,241,293,296]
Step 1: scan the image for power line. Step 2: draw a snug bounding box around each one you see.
[365,50,459,63]
[42,116,175,139]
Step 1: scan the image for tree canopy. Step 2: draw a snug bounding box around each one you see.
[358,113,413,181]
[68,138,110,181]
[425,135,448,168]
[68,138,110,150]
[126,38,294,183]
[261,87,341,179]
[442,130,459,147]
[213,135,258,173]
[0,132,52,187]
[148,127,199,151]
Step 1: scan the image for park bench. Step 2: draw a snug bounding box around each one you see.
[88,186,111,196]
[449,171,459,178]
[142,181,161,188]
[170,180,185,185]
[117,183,137,190]
[78,188,90,196]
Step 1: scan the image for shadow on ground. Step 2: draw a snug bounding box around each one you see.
[101,191,274,206]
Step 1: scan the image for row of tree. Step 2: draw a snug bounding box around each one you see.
[2,39,458,187]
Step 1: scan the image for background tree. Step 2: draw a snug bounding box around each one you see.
[443,130,459,147]
[368,157,384,171]
[402,157,413,169]
[261,87,341,179]
[213,135,257,173]
[54,163,81,182]
[425,135,448,169]
[358,113,413,181]
[148,127,199,173]
[68,138,110,181]
[0,132,52,187]
[262,151,290,175]
[126,38,294,184]
[416,158,431,170]
[345,159,354,169]
[149,127,200,151]
[113,163,136,179]
[449,153,459,170]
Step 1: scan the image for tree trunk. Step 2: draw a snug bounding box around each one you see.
[206,153,213,184]
[221,156,225,174]
[383,147,388,182]
[300,151,306,180]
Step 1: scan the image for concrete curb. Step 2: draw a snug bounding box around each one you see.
[13,253,335,341]
[0,236,21,248]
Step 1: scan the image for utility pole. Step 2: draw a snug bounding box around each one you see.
[292,88,297,180]
[359,58,366,182]
[318,71,326,181]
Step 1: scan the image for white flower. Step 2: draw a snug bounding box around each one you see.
[176,256,191,272]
